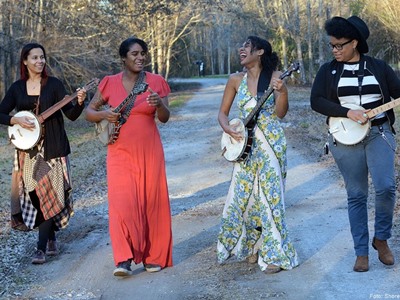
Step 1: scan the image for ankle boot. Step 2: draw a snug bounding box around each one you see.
[372,237,394,265]
[353,256,369,272]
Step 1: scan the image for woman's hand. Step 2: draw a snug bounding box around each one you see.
[347,109,370,125]
[103,108,120,123]
[77,88,87,105]
[146,88,163,107]
[146,87,170,123]
[271,78,287,94]
[225,122,244,142]
[271,72,289,119]
[11,115,36,130]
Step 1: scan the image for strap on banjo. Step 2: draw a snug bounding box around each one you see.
[117,70,146,125]
[250,68,272,126]
[356,57,365,105]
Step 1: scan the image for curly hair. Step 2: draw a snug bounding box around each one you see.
[325,17,360,41]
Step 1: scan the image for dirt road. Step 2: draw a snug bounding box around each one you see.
[8,78,400,299]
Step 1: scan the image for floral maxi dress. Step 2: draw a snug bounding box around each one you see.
[217,74,299,271]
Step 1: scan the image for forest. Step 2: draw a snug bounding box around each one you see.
[0,0,399,97]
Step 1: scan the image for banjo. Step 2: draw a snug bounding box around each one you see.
[95,81,149,145]
[329,98,400,145]
[221,62,300,162]
[8,78,99,150]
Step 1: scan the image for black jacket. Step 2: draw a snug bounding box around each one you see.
[310,55,400,128]
[0,77,84,160]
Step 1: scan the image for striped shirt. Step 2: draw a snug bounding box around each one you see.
[338,62,386,123]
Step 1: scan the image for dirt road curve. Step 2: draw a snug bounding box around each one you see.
[13,78,400,300]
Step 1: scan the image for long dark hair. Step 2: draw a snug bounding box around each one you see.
[246,36,279,72]
[19,43,48,81]
[246,36,280,94]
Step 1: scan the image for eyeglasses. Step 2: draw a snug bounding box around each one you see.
[328,39,353,50]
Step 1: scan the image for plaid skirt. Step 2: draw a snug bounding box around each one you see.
[12,142,74,230]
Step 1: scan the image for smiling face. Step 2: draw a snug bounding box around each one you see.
[238,40,264,67]
[329,36,359,62]
[123,43,147,73]
[24,48,45,78]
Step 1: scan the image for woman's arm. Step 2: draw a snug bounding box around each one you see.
[156,97,170,123]
[271,71,289,119]
[146,87,170,123]
[85,89,120,123]
[218,74,242,141]
[310,64,349,118]
[62,89,86,121]
[0,84,18,125]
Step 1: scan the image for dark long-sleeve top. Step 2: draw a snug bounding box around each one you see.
[0,76,84,160]
[310,55,400,128]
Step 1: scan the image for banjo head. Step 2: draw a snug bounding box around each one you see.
[95,118,115,145]
[328,103,370,145]
[8,111,42,150]
[221,118,247,161]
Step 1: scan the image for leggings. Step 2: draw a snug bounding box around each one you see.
[29,191,56,252]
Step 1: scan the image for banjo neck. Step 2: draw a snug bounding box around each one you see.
[37,92,80,123]
[242,62,300,128]
[243,86,274,128]
[366,97,400,119]
[37,78,99,123]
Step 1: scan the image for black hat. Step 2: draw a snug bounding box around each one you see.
[342,16,370,53]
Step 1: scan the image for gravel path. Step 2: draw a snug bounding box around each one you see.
[1,78,399,300]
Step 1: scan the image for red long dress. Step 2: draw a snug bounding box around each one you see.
[99,72,173,268]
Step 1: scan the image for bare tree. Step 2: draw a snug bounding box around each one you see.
[365,0,400,61]
[0,0,399,97]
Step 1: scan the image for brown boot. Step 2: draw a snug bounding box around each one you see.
[372,238,394,265]
[247,253,258,264]
[353,256,369,272]
[264,264,282,274]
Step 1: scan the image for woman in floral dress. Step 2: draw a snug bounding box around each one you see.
[217,36,298,274]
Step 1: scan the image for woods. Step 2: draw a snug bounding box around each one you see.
[0,0,399,97]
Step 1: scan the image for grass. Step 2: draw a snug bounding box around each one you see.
[169,95,189,108]
[168,81,203,108]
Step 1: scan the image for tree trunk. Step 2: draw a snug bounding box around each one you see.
[317,0,326,68]
[306,0,314,83]
[293,0,306,84]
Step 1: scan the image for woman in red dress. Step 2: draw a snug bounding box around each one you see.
[85,37,173,276]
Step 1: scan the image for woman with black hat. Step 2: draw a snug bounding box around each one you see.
[310,16,400,272]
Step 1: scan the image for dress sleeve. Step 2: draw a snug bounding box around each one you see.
[147,73,170,98]
[157,76,171,98]
[98,76,111,104]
